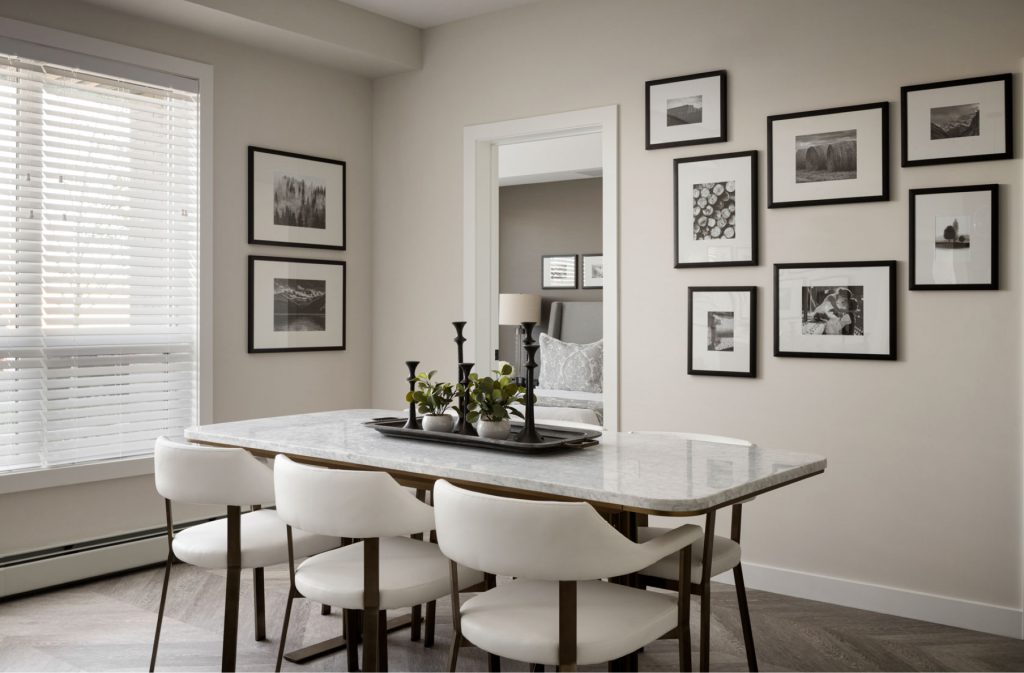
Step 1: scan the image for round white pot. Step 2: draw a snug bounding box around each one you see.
[422,414,455,433]
[476,418,511,440]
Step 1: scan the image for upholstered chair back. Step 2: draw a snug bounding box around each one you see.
[154,436,276,506]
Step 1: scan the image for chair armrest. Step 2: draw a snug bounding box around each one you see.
[634,523,702,566]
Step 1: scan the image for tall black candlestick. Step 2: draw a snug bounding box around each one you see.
[516,322,542,443]
[453,321,467,367]
[456,361,476,435]
[404,360,420,430]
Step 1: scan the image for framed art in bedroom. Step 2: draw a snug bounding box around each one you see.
[674,150,757,267]
[541,254,578,290]
[774,261,896,360]
[688,286,757,378]
[248,146,346,250]
[768,102,889,208]
[581,254,604,289]
[909,184,998,291]
[645,70,727,149]
[901,74,1012,167]
[248,255,346,353]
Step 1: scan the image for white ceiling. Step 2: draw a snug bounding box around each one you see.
[338,0,541,28]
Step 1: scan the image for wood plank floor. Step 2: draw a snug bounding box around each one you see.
[1,563,1021,672]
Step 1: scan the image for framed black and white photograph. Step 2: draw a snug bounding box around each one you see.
[249,146,346,250]
[581,254,604,289]
[674,150,757,267]
[248,255,346,353]
[688,286,757,377]
[910,184,998,290]
[901,74,1012,167]
[774,261,896,360]
[645,70,726,150]
[541,254,578,290]
[768,102,889,208]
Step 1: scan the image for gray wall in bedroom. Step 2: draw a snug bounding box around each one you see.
[498,178,603,364]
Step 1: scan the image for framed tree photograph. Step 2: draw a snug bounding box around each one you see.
[768,102,889,208]
[645,70,727,150]
[249,146,346,250]
[541,254,578,289]
[581,254,604,289]
[248,255,346,353]
[910,184,998,291]
[674,150,757,267]
[688,286,757,377]
[901,74,1012,167]
[774,261,896,360]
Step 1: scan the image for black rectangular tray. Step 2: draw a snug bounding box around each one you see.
[365,417,601,453]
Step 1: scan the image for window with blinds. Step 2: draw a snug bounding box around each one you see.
[0,53,199,472]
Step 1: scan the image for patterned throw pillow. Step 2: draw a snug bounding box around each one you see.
[538,333,603,393]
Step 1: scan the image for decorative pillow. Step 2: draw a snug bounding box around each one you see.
[538,333,603,393]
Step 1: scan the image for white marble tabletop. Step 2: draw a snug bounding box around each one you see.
[185,409,826,514]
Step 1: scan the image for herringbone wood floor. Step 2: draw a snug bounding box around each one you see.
[0,563,1021,672]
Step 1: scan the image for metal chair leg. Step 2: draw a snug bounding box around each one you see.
[448,635,461,672]
[275,589,296,672]
[734,565,758,671]
[363,608,380,672]
[222,506,242,673]
[253,567,266,641]
[424,600,436,647]
[344,609,361,672]
[149,553,173,672]
[488,653,500,672]
[411,604,422,642]
[378,610,388,672]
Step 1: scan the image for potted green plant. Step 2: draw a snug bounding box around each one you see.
[466,364,529,440]
[406,370,457,433]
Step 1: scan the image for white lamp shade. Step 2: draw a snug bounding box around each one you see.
[498,293,541,325]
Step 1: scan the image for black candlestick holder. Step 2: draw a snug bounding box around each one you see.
[453,321,467,367]
[404,360,420,430]
[516,322,542,443]
[455,362,477,435]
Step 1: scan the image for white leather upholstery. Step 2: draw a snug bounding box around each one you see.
[637,527,741,583]
[461,579,677,666]
[274,455,435,538]
[294,537,483,610]
[154,436,276,506]
[171,509,339,569]
[433,479,702,581]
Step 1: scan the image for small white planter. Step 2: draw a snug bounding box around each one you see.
[422,414,455,433]
[476,418,511,440]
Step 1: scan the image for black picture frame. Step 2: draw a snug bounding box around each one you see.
[247,145,348,250]
[674,150,758,268]
[901,74,1013,167]
[770,100,888,206]
[580,253,604,289]
[909,184,999,291]
[645,70,727,150]
[688,286,757,378]
[248,255,347,353]
[774,260,897,360]
[541,254,578,290]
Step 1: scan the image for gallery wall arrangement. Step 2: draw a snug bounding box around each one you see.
[645,69,1014,377]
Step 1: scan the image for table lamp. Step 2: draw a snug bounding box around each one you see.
[498,293,541,379]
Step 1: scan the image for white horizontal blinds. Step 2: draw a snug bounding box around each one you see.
[0,54,199,471]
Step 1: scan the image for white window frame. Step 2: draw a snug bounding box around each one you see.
[0,18,213,494]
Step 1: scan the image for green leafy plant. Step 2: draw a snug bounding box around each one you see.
[466,363,530,423]
[405,370,457,416]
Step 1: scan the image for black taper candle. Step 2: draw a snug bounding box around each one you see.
[404,360,420,430]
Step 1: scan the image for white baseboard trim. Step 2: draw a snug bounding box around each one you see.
[718,561,1022,640]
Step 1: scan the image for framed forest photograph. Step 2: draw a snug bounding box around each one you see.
[688,286,757,377]
[909,184,998,290]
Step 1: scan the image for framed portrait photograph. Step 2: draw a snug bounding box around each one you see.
[768,102,889,208]
[674,150,757,267]
[581,254,604,289]
[645,70,727,150]
[901,74,1012,167]
[774,261,896,360]
[688,286,757,378]
[910,184,998,291]
[248,255,346,353]
[249,146,346,250]
[541,254,578,290]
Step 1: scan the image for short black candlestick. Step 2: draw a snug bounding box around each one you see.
[455,361,476,435]
[453,321,467,366]
[516,322,542,444]
[404,360,420,430]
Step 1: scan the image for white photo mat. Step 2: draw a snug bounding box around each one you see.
[249,257,346,352]
[689,288,755,376]
[581,254,604,288]
[904,78,1008,163]
[647,71,725,147]
[542,255,577,289]
[911,187,996,288]
[675,152,756,266]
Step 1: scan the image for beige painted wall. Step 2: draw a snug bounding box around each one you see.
[371,0,1023,609]
[498,178,602,360]
[0,0,372,555]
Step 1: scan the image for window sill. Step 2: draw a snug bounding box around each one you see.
[0,456,155,496]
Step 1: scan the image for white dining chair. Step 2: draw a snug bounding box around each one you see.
[432,479,703,672]
[630,431,759,672]
[272,455,484,672]
[151,437,339,672]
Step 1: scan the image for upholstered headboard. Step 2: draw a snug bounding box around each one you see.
[546,301,602,344]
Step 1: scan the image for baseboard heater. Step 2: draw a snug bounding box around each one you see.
[0,516,219,600]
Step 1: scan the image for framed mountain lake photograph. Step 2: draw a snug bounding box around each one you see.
[248,255,346,353]
[646,70,727,150]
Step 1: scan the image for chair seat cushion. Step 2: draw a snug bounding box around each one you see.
[295,537,483,611]
[461,579,677,666]
[637,526,741,584]
[172,509,338,569]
